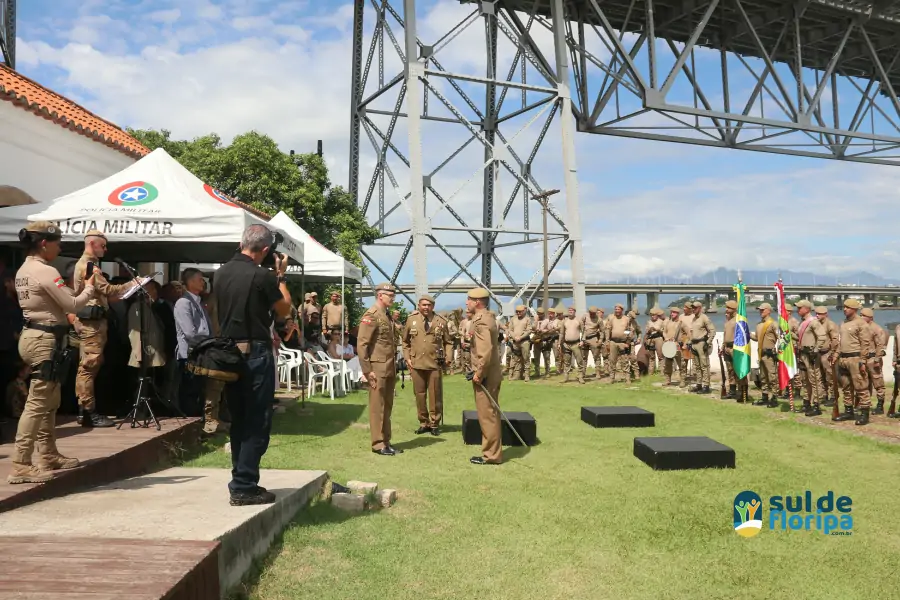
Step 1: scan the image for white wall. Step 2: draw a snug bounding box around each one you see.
[0,100,137,202]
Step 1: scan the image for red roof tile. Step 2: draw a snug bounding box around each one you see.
[0,64,149,159]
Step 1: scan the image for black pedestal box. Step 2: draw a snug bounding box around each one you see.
[462,410,537,446]
[633,436,735,470]
[581,406,655,428]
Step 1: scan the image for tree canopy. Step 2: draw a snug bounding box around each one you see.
[129,128,379,325]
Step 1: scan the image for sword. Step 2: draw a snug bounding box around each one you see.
[466,371,529,447]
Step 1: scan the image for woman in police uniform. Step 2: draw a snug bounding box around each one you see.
[8,222,96,484]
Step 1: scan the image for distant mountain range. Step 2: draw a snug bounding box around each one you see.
[598,267,900,287]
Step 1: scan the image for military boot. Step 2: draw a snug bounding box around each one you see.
[801,400,812,415]
[833,406,855,422]
[855,407,870,426]
[82,410,115,428]
[690,384,703,393]
[767,395,780,408]
[805,402,822,417]
[753,394,770,406]
[726,384,737,399]
[872,399,885,415]
[822,395,833,407]
[38,454,80,471]
[7,463,54,484]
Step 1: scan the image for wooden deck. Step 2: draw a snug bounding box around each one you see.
[0,416,202,514]
[0,536,220,600]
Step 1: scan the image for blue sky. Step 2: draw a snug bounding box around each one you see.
[13,0,900,290]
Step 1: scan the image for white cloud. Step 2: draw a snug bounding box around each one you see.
[148,9,181,24]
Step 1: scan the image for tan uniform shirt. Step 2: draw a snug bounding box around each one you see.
[508,315,532,343]
[644,318,664,347]
[582,314,604,342]
[839,315,873,356]
[533,317,553,341]
[16,256,95,325]
[788,316,800,341]
[546,317,560,341]
[402,311,450,370]
[798,317,827,352]
[561,316,583,342]
[302,302,320,323]
[357,304,396,374]
[73,252,131,310]
[690,314,716,346]
[470,309,500,381]
[459,318,472,349]
[823,318,840,352]
[723,316,736,345]
[322,302,347,331]
[680,313,695,342]
[868,321,887,357]
[606,315,633,343]
[662,317,688,342]
[753,317,779,353]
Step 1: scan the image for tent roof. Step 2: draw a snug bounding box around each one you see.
[23,148,304,265]
[269,211,363,284]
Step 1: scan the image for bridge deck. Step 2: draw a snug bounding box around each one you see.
[491,0,900,89]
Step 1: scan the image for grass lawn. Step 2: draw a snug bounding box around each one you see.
[189,374,900,600]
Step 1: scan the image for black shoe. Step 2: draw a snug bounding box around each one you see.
[855,407,870,426]
[415,426,431,435]
[889,411,900,419]
[767,397,780,408]
[690,384,703,393]
[726,385,736,399]
[469,456,497,465]
[833,406,855,422]
[822,396,833,407]
[872,401,885,415]
[330,482,350,494]
[76,407,84,425]
[430,427,440,436]
[753,394,769,406]
[230,489,277,506]
[372,448,397,456]
[386,446,404,454]
[701,386,711,394]
[805,403,822,417]
[82,410,115,428]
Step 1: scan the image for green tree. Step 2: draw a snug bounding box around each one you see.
[129,128,379,326]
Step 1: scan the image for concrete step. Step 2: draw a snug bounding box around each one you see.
[0,467,328,597]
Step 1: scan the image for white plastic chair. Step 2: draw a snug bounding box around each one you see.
[317,351,348,395]
[305,352,335,400]
[278,348,303,392]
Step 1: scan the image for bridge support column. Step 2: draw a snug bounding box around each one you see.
[837,294,845,310]
[646,292,659,315]
[864,293,875,307]
[626,293,637,314]
[893,295,899,308]
[800,293,811,302]
[705,293,717,313]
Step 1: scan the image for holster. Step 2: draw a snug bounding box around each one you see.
[33,340,76,384]
[76,305,107,321]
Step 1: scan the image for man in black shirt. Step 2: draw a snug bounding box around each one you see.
[214,224,292,506]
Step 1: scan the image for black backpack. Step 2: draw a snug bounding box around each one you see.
[186,337,242,382]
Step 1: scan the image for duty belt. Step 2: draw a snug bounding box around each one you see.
[840,352,860,358]
[565,339,580,344]
[611,337,627,343]
[691,337,708,344]
[24,321,69,336]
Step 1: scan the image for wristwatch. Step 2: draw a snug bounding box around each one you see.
[276,275,287,284]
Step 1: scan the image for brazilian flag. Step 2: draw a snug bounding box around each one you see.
[732,282,751,379]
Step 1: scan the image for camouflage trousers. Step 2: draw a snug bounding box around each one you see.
[508,341,532,381]
[561,341,584,382]
[582,340,602,376]
[76,319,107,412]
[663,354,686,384]
[532,341,551,377]
[608,342,632,383]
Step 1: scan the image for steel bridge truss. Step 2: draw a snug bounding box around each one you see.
[349,0,900,314]
[0,0,15,69]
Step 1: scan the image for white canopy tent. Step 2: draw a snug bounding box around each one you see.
[269,211,362,284]
[25,148,304,265]
[0,202,48,242]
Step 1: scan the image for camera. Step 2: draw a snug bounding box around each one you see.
[261,231,284,268]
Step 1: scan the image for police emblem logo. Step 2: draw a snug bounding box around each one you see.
[203,184,240,207]
[108,181,159,206]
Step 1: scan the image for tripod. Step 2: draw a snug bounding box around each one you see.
[116,266,185,430]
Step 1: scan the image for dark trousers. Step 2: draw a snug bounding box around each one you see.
[178,359,202,417]
[226,341,275,495]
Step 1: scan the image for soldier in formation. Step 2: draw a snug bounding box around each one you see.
[816,305,840,406]
[860,307,888,415]
[626,310,642,380]
[643,308,665,374]
[795,300,828,416]
[547,307,562,374]
[581,307,604,378]
[466,288,502,465]
[531,307,552,378]
[833,299,873,425]
[507,305,532,382]
[688,301,716,394]
[680,302,696,385]
[662,307,688,386]
[605,304,635,384]
[559,306,585,384]
[402,294,449,436]
[721,300,739,400]
[459,307,474,374]
[751,302,781,408]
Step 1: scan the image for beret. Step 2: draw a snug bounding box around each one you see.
[374,283,395,292]
[468,287,490,299]
[725,300,737,309]
[843,298,861,309]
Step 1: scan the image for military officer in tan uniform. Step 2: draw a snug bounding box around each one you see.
[816,305,840,405]
[795,300,828,416]
[71,230,136,428]
[860,307,888,415]
[547,307,562,374]
[751,302,780,407]
[9,222,97,484]
[358,283,402,455]
[530,307,550,378]
[662,307,688,386]
[402,295,450,436]
[507,305,533,382]
[581,307,604,378]
[459,307,474,373]
[626,310,642,380]
[681,302,696,384]
[784,303,802,399]
[832,299,873,425]
[444,315,459,375]
[560,306,585,384]
[322,292,347,333]
[721,300,739,399]
[643,309,665,374]
[466,288,502,465]
[689,301,716,394]
[605,304,634,383]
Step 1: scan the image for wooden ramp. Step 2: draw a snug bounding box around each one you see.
[0,536,220,600]
[0,416,202,514]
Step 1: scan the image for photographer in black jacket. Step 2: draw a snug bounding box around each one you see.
[214,225,292,506]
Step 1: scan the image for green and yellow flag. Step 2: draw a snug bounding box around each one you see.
[732,282,751,379]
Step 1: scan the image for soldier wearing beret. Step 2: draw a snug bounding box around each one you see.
[626,310,643,380]
[750,302,780,407]
[560,306,585,384]
[689,301,716,394]
[466,288,502,465]
[860,307,888,414]
[507,305,533,382]
[459,306,475,374]
[681,302,696,385]
[721,300,741,400]
[358,283,402,455]
[605,304,634,383]
[72,229,136,428]
[402,295,450,435]
[9,223,98,484]
[581,306,605,378]
[795,300,828,416]
[531,307,551,379]
[784,303,802,399]
[643,308,665,375]
[547,307,562,375]
[816,305,840,405]
[833,299,874,424]
[662,307,689,386]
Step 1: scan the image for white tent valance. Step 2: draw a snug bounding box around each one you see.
[24,149,304,265]
[269,211,362,284]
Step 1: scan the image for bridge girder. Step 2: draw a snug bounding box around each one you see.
[0,0,15,69]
